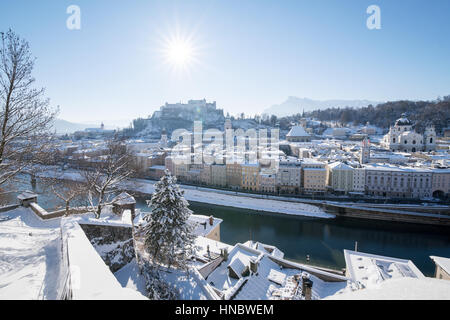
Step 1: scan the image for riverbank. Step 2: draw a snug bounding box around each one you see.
[35,168,334,219]
[30,166,450,225]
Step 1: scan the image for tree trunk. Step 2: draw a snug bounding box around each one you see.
[96,191,104,218]
[131,212,142,274]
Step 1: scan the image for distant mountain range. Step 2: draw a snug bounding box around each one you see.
[51,119,91,134]
[51,119,126,134]
[264,97,382,117]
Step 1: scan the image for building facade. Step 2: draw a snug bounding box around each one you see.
[211,164,227,187]
[258,170,277,193]
[431,169,450,198]
[327,162,354,193]
[382,114,436,152]
[241,164,259,191]
[276,159,302,194]
[365,164,432,198]
[352,168,366,193]
[226,162,243,189]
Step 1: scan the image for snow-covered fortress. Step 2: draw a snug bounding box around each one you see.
[382,114,436,152]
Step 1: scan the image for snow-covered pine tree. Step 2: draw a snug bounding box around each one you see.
[142,169,196,271]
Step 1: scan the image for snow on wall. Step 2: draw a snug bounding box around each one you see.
[61,217,147,300]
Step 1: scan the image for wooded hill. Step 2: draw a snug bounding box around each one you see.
[305,97,450,134]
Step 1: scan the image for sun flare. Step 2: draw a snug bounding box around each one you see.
[158,28,203,75]
[166,39,193,67]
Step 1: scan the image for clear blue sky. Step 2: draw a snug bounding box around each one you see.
[1,0,449,125]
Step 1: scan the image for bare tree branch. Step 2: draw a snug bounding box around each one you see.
[0,29,58,186]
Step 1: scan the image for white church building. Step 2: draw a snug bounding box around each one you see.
[382,114,436,153]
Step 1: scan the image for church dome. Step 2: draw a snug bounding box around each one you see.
[395,113,412,126]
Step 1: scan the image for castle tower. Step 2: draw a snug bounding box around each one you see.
[224,118,232,131]
[160,128,168,147]
[360,137,370,164]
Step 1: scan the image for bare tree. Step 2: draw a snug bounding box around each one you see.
[82,137,134,218]
[0,29,58,186]
[40,176,87,215]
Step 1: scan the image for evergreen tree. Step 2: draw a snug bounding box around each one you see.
[142,170,196,271]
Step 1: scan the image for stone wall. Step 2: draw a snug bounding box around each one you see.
[79,223,135,272]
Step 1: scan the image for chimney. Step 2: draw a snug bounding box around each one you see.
[250,259,258,274]
[221,248,229,261]
[209,215,214,226]
[302,273,313,300]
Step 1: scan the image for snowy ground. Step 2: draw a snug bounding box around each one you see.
[37,167,334,219]
[114,259,209,300]
[0,207,61,299]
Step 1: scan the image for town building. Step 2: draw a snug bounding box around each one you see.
[364,164,432,199]
[241,163,259,191]
[302,160,327,193]
[360,138,370,164]
[258,170,277,193]
[276,158,302,194]
[226,162,243,189]
[430,256,450,281]
[200,242,349,300]
[200,164,212,185]
[211,164,227,187]
[431,168,450,198]
[382,114,436,152]
[164,156,175,174]
[327,162,354,193]
[286,125,311,142]
[343,249,424,289]
[352,167,366,193]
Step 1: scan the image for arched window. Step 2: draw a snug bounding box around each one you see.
[404,140,407,144]
[393,138,396,143]
[430,138,433,143]
[413,140,416,144]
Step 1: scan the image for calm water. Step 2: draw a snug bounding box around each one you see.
[3,175,450,276]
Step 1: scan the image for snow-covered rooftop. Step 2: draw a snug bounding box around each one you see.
[188,214,223,238]
[328,162,354,170]
[286,125,310,137]
[326,277,450,300]
[111,192,136,206]
[204,242,349,300]
[344,250,424,289]
[430,255,450,276]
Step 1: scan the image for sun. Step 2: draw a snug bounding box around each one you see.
[157,28,203,75]
[166,39,193,67]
